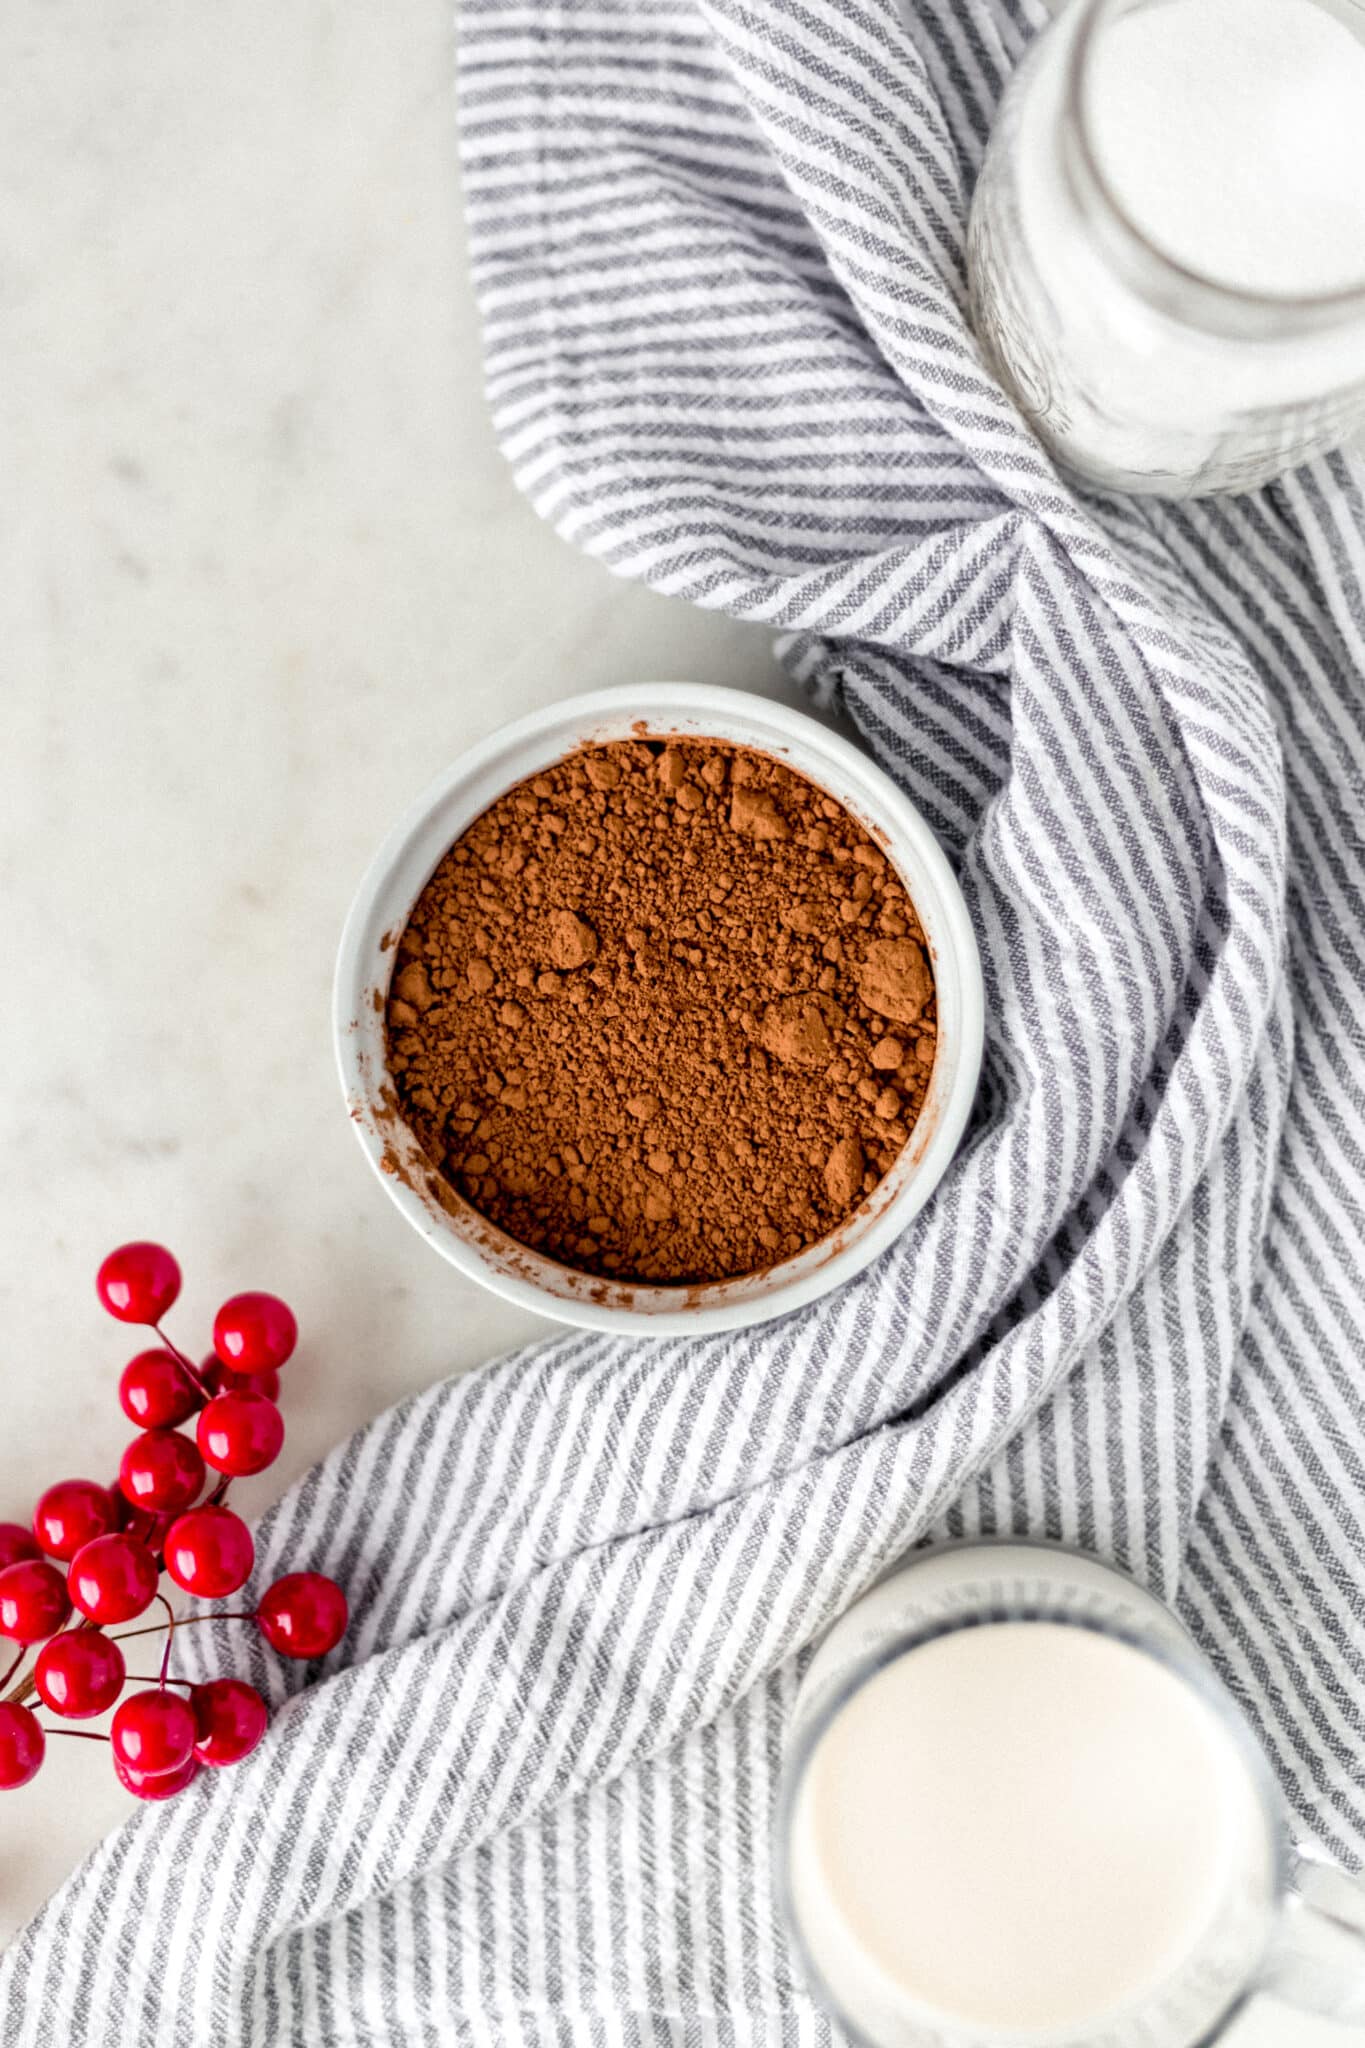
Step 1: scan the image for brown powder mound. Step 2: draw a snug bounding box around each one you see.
[385,738,938,1285]
[858,939,934,1024]
[758,994,840,1067]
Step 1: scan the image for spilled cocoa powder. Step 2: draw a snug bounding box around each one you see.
[385,739,937,1285]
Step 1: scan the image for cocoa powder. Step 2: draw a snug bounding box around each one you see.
[385,739,937,1285]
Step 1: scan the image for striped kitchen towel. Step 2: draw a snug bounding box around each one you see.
[6,0,1365,2039]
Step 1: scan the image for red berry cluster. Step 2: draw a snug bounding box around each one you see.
[0,1244,347,1799]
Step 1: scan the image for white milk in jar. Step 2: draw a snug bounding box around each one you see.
[778,1543,1291,2048]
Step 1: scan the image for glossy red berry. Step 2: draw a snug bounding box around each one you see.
[163,1506,254,1599]
[34,1630,126,1718]
[96,1242,181,1325]
[32,1479,119,1563]
[69,1533,159,1625]
[0,1558,72,1642]
[212,1293,297,1376]
[196,1391,284,1477]
[204,1355,280,1402]
[0,1523,40,1574]
[111,1688,196,1775]
[256,1573,347,1659]
[118,1429,205,1512]
[0,1702,45,1790]
[114,1752,200,1801]
[119,1349,201,1430]
[190,1678,268,1767]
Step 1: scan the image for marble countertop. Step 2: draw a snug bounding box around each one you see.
[0,4,1357,2040]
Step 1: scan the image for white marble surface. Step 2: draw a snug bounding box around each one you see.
[0,4,1358,2041]
[0,0,780,1953]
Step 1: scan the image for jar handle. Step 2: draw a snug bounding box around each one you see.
[1258,1845,1365,2026]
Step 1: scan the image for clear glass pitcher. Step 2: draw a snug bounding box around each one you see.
[966,0,1365,497]
[778,1541,1365,2047]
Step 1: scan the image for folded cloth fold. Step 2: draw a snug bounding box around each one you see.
[7,0,1365,2039]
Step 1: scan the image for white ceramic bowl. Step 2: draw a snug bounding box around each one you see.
[334,684,984,1336]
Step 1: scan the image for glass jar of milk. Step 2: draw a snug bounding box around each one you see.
[779,1540,1365,2047]
[967,0,1365,497]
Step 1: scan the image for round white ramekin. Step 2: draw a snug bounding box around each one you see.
[333,684,984,1337]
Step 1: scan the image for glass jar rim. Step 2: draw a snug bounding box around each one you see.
[1064,0,1365,336]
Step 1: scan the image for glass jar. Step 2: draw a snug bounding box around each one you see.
[966,0,1365,498]
[778,1540,1365,2048]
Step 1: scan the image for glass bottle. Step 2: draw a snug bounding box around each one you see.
[966,0,1365,497]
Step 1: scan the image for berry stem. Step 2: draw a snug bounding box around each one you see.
[2,1655,38,1707]
[2,1668,32,1707]
[1,1646,27,1693]
[109,1610,256,1644]
[153,1325,213,1400]
[41,1727,111,1744]
[124,1674,194,1688]
[156,1595,176,1690]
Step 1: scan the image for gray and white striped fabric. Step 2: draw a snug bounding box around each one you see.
[7,0,1365,2038]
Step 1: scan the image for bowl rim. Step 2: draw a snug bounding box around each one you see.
[333,683,985,1336]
